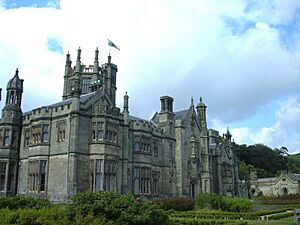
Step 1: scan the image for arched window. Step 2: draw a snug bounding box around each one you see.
[282,187,288,196]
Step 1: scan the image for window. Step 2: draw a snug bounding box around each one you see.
[58,122,66,142]
[97,123,103,141]
[152,171,159,194]
[24,129,30,147]
[91,122,104,142]
[7,163,16,192]
[3,129,10,146]
[81,78,91,94]
[0,162,7,191]
[133,167,140,194]
[32,126,41,144]
[11,130,17,146]
[91,122,96,141]
[141,168,151,194]
[90,159,103,191]
[134,142,140,152]
[0,129,3,146]
[104,161,117,192]
[42,125,49,143]
[28,160,47,193]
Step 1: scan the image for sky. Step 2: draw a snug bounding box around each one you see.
[0,0,300,153]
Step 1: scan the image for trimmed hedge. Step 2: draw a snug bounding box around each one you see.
[0,206,112,225]
[153,197,195,211]
[170,208,295,221]
[171,218,248,225]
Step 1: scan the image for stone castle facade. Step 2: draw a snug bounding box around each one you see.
[0,48,240,202]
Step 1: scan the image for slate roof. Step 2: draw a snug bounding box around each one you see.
[174,109,189,120]
[257,177,277,183]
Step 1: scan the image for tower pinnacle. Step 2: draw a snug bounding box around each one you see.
[75,47,81,72]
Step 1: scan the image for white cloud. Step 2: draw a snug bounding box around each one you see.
[227,97,300,153]
[0,0,300,152]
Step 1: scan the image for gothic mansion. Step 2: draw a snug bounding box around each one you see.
[0,48,240,202]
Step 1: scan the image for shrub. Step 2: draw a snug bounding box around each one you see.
[221,196,252,212]
[195,193,223,210]
[69,191,170,225]
[153,197,195,211]
[195,194,252,212]
[0,206,111,225]
[0,195,50,209]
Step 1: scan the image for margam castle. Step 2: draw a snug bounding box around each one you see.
[0,48,240,202]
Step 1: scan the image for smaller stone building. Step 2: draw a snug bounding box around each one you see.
[250,172,300,197]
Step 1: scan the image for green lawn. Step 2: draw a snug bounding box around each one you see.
[248,217,297,225]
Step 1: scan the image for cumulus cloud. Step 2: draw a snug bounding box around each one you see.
[0,0,300,152]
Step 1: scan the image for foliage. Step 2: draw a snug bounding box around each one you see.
[0,206,112,225]
[195,193,223,210]
[153,196,195,211]
[69,191,170,225]
[221,196,253,212]
[195,194,252,212]
[0,195,50,209]
[234,143,294,178]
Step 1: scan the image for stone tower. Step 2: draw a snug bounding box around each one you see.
[196,97,211,193]
[0,68,23,195]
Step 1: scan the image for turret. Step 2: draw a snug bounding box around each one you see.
[103,54,118,106]
[123,92,129,125]
[5,68,23,109]
[196,97,207,133]
[159,96,175,136]
[90,48,101,92]
[0,69,23,195]
[75,47,81,73]
[225,127,232,143]
[93,47,99,73]
[70,48,82,98]
[63,52,72,100]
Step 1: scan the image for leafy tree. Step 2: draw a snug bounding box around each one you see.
[234,143,295,178]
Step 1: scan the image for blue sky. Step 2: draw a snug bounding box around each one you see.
[4,0,59,8]
[0,0,300,153]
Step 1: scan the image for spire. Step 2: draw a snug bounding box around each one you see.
[75,47,81,72]
[196,96,207,131]
[190,97,194,107]
[225,127,232,142]
[108,53,111,64]
[0,88,2,101]
[123,91,129,125]
[123,91,129,113]
[94,47,99,73]
[66,51,71,64]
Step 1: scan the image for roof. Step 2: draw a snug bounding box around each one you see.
[294,174,300,181]
[23,92,97,115]
[174,109,189,120]
[129,115,150,123]
[257,177,277,183]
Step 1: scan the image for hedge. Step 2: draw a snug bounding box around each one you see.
[171,218,248,225]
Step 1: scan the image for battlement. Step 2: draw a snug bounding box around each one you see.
[23,103,72,122]
[131,118,164,135]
